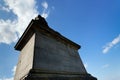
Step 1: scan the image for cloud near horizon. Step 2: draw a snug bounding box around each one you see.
[102,34,120,54]
[0,0,50,44]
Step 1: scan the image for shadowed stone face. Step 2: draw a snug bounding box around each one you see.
[33,32,86,74]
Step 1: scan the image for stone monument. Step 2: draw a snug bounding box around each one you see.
[14,15,97,80]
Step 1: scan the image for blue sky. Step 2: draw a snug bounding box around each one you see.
[0,0,120,80]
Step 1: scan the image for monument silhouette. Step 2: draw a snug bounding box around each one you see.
[14,15,97,80]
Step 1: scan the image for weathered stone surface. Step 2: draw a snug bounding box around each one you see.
[14,15,97,80]
[14,34,35,80]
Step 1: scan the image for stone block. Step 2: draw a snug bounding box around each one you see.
[14,15,97,80]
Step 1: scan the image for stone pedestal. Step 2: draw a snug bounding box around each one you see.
[14,15,97,80]
[22,69,97,80]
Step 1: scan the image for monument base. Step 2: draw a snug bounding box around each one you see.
[22,69,97,80]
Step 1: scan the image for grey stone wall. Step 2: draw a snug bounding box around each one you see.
[14,34,35,80]
[33,32,87,74]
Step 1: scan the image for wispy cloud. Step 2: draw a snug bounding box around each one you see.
[41,1,50,18]
[41,1,48,9]
[12,66,16,76]
[102,34,120,54]
[0,6,10,12]
[0,0,52,44]
[102,64,109,69]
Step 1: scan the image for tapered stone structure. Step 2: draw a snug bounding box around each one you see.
[14,15,97,80]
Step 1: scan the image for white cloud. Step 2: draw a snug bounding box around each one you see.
[41,1,48,9]
[102,34,120,54]
[3,0,39,36]
[0,0,38,44]
[0,6,10,12]
[41,11,49,19]
[12,66,16,76]
[0,20,18,44]
[0,0,52,44]
[41,1,49,18]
